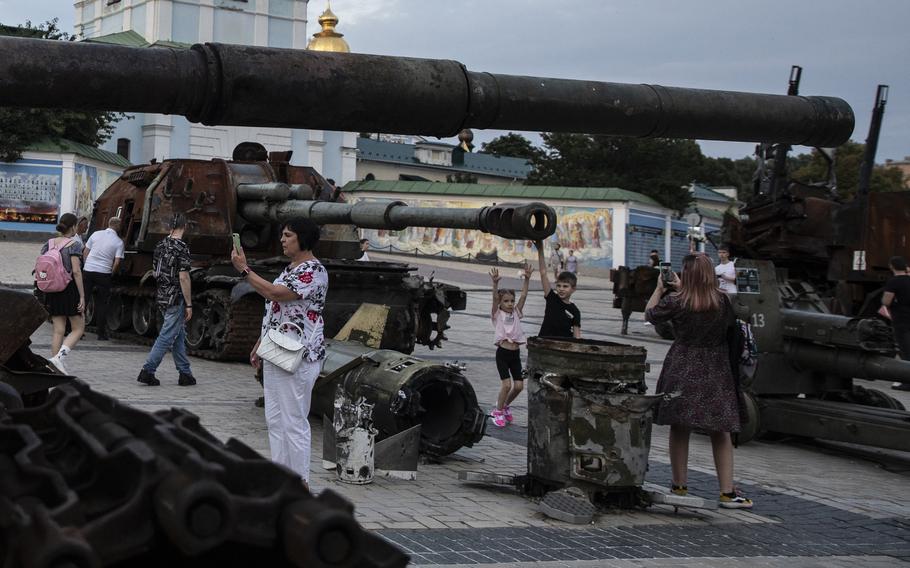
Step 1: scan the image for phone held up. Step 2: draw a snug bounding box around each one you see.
[659,262,673,285]
[232,233,242,253]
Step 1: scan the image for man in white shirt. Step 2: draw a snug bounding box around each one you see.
[715,245,737,294]
[83,217,125,340]
[357,238,371,261]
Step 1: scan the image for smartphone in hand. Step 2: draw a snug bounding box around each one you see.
[659,262,673,285]
[232,232,242,253]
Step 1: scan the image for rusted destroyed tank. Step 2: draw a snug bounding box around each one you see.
[83,148,555,360]
[708,68,910,451]
[724,68,908,317]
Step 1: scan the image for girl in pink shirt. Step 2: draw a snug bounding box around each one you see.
[489,263,532,427]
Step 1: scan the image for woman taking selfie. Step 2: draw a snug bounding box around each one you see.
[231,218,328,484]
[645,253,752,509]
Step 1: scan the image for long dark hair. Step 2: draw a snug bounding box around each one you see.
[282,218,321,251]
[676,253,723,312]
[56,212,78,235]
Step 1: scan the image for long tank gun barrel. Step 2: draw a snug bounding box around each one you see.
[238,194,556,240]
[0,37,854,145]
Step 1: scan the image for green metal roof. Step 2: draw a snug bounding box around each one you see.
[357,138,532,179]
[84,31,191,49]
[343,180,662,206]
[691,182,735,203]
[85,30,150,47]
[28,138,132,168]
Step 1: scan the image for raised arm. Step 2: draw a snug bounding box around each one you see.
[517,262,532,312]
[536,240,551,295]
[489,267,501,316]
[230,248,299,302]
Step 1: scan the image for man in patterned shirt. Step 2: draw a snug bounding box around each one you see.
[137,212,197,386]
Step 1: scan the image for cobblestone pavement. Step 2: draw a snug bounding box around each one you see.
[3,240,910,566]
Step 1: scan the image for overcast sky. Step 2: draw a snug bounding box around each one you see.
[3,0,908,162]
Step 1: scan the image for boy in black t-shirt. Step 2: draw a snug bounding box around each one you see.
[535,240,581,338]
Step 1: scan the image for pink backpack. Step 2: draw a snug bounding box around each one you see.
[35,238,74,293]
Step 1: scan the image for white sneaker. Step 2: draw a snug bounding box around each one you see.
[48,355,68,375]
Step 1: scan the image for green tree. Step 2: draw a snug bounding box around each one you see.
[529,134,729,211]
[0,19,125,162]
[479,133,544,161]
[791,141,905,199]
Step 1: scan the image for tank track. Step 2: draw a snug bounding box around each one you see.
[0,379,408,566]
[96,287,263,362]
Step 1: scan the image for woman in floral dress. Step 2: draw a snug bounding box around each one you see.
[645,253,752,509]
[231,218,328,483]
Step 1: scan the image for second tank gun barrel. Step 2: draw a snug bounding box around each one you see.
[784,341,910,383]
[0,37,853,146]
[239,199,557,240]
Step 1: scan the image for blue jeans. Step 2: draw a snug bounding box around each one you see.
[143,301,192,375]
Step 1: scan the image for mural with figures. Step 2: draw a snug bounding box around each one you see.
[73,163,98,220]
[357,197,614,269]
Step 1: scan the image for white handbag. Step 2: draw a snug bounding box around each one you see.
[256,322,308,373]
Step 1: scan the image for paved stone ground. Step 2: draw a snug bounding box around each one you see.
[3,240,910,567]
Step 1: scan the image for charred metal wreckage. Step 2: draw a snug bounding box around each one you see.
[605,67,910,454]
[715,68,910,451]
[0,289,408,567]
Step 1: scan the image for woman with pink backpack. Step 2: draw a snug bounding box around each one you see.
[36,212,86,374]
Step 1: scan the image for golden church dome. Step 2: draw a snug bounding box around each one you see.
[307,2,350,53]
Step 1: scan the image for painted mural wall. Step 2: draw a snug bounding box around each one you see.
[73,163,98,220]
[0,160,63,224]
[357,196,615,269]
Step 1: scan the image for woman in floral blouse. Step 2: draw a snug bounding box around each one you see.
[231,218,328,483]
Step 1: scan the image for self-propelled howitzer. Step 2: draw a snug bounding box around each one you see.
[0,36,854,146]
[87,153,555,359]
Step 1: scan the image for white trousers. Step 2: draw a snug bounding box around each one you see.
[262,359,321,482]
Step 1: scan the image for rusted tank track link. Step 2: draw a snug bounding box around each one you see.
[0,37,853,145]
[0,380,408,567]
[91,287,263,360]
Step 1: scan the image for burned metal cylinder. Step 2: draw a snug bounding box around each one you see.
[0,37,853,145]
[313,340,485,456]
[239,199,557,240]
[526,337,660,497]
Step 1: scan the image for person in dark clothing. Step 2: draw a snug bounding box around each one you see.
[535,240,580,338]
[645,253,752,509]
[137,212,196,387]
[649,249,661,267]
[883,256,910,391]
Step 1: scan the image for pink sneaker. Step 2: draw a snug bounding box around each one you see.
[503,406,514,424]
[491,409,506,428]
